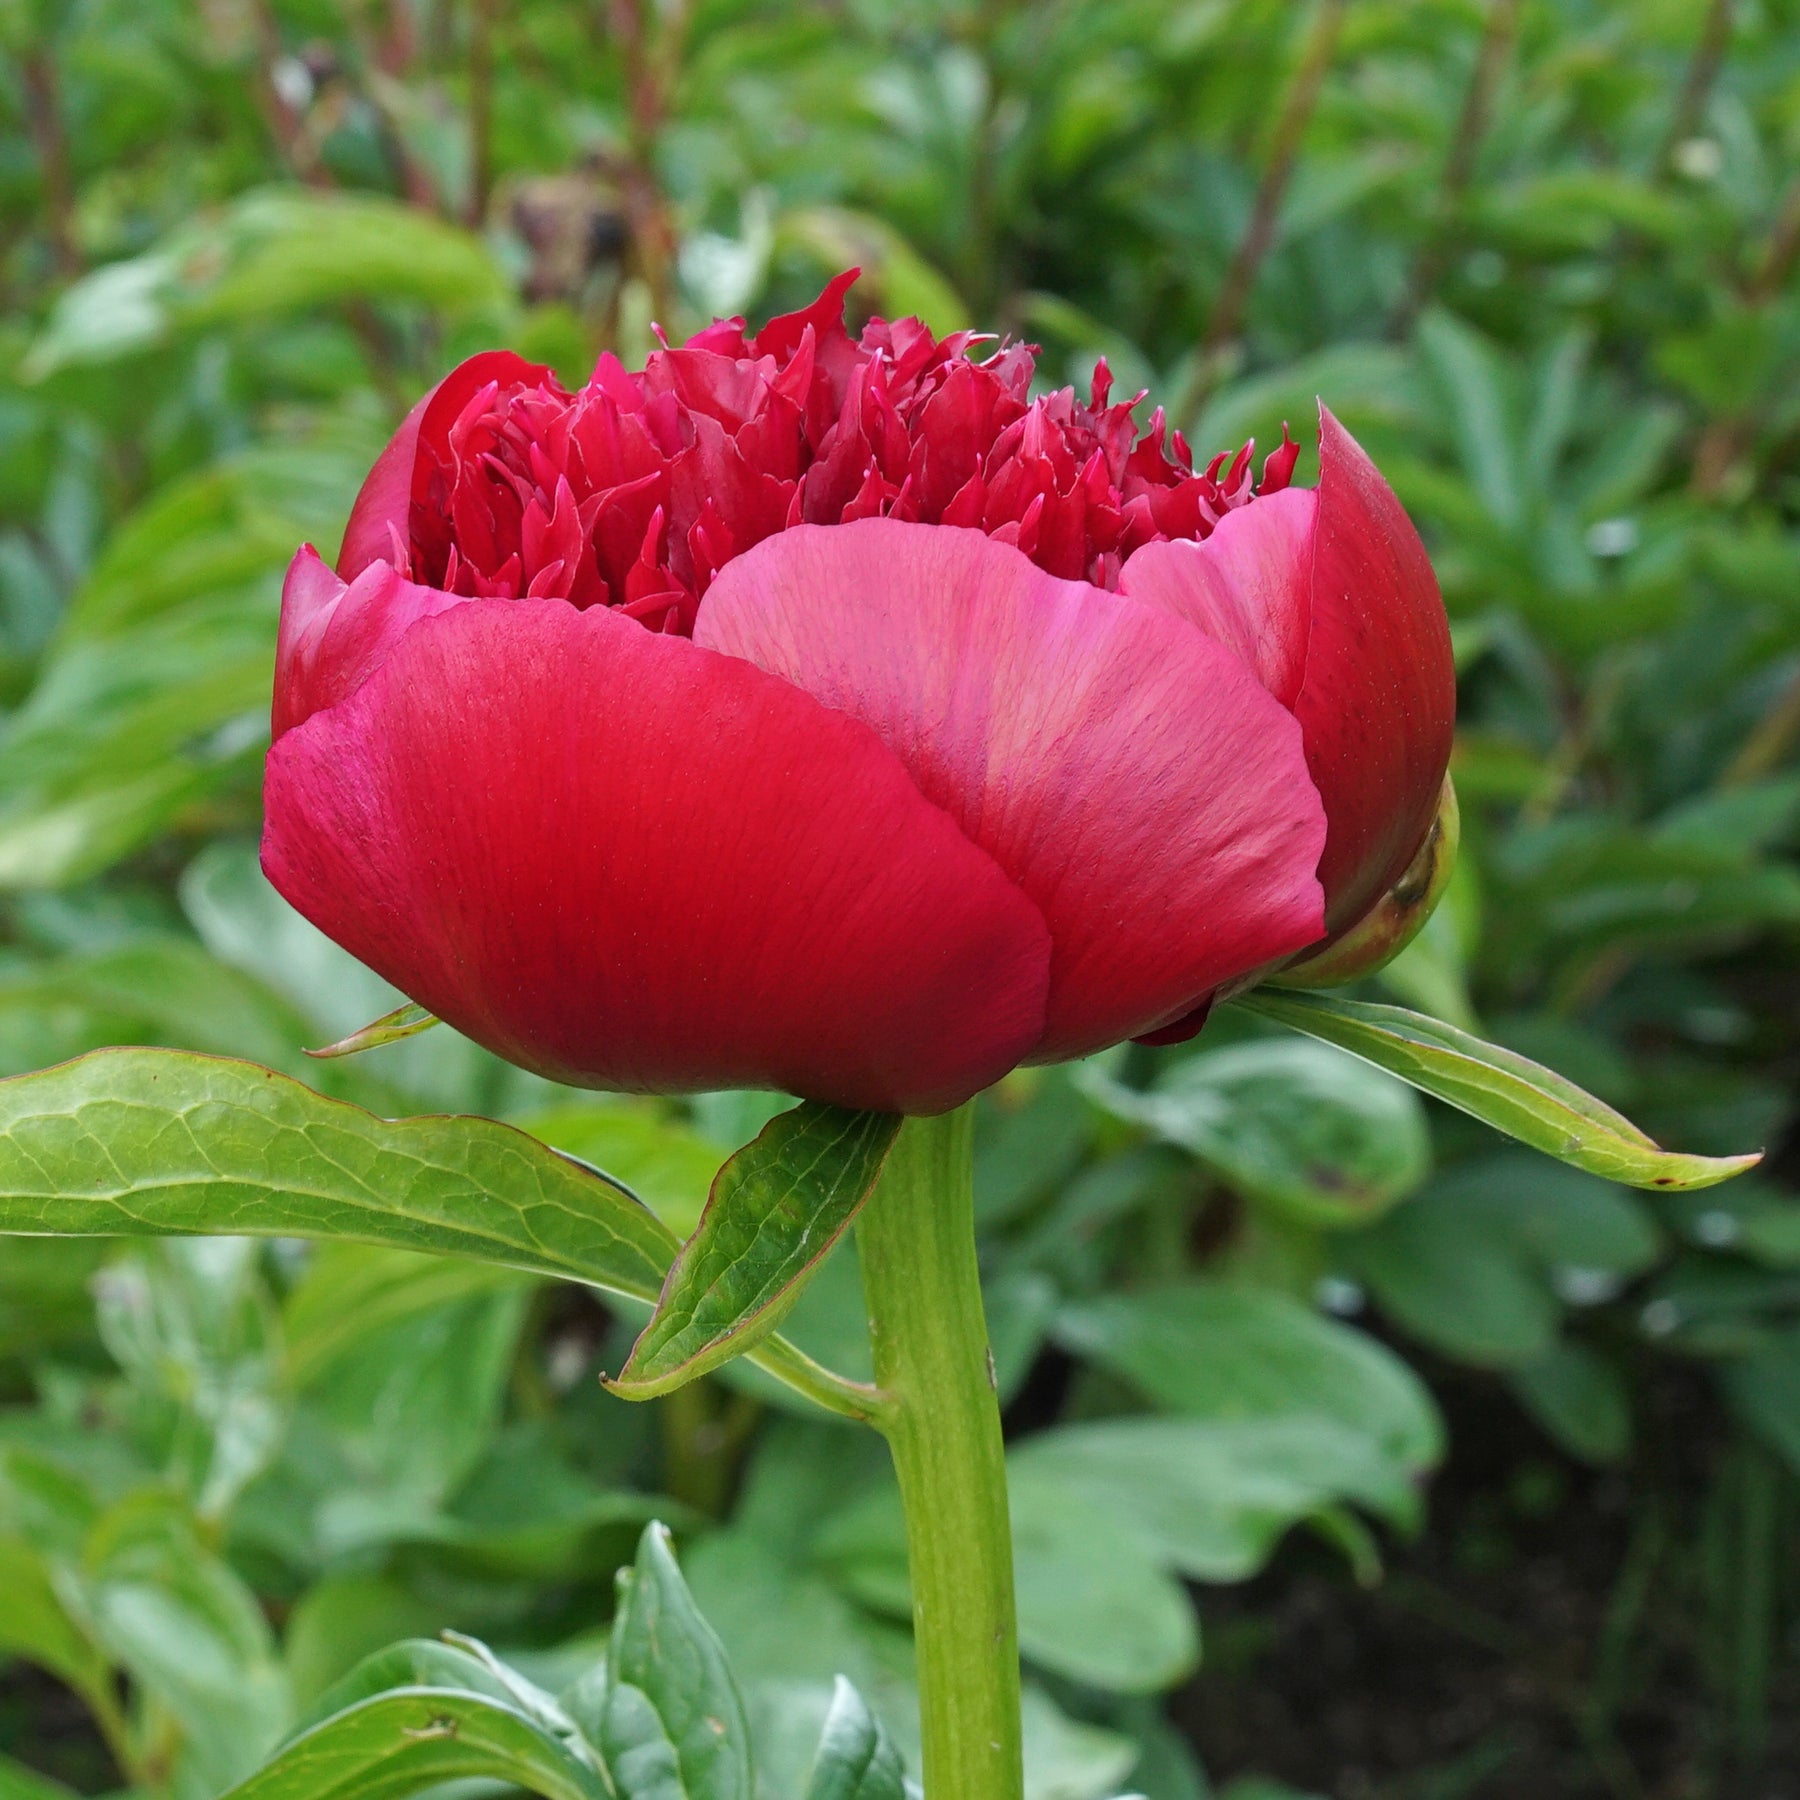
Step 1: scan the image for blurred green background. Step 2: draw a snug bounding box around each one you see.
[2,1,1800,1796]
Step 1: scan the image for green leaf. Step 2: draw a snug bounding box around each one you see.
[281,1244,527,1390]
[0,1237,108,1360]
[611,1105,899,1400]
[0,1754,80,1800]
[282,1579,455,1709]
[522,1104,727,1239]
[0,439,371,889]
[0,1047,676,1298]
[80,1490,291,1792]
[307,1004,441,1060]
[802,1678,907,1800]
[219,1689,607,1800]
[1722,1327,1800,1478]
[295,1637,590,1756]
[1416,308,1521,529]
[0,1041,867,1421]
[283,1281,530,1525]
[1080,1039,1430,1227]
[1333,1154,1659,1373]
[1336,1193,1559,1368]
[579,1522,753,1800]
[27,189,510,377]
[1233,990,1759,1190]
[1509,1340,1631,1465]
[1007,1414,1428,1580]
[1001,1484,1200,1694]
[1055,1283,1441,1472]
[821,1477,1199,1697]
[0,1536,111,1709]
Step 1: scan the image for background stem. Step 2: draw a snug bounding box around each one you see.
[858,1105,1023,1800]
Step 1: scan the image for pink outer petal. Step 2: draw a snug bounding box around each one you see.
[694,519,1328,1060]
[273,547,473,740]
[1118,486,1315,708]
[262,597,1052,1114]
[1297,405,1455,933]
[337,351,552,580]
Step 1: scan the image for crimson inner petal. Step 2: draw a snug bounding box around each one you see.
[394,274,1299,634]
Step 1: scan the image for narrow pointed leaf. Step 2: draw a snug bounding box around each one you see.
[218,1689,609,1800]
[803,1678,907,1800]
[306,1003,441,1060]
[609,1104,900,1399]
[1234,990,1759,1191]
[579,1523,752,1800]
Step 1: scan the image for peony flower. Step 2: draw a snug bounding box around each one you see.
[262,275,1453,1113]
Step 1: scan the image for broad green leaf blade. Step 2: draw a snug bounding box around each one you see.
[802,1678,906,1800]
[0,438,373,890]
[820,1472,1199,1696]
[1007,1413,1426,1581]
[1054,1283,1442,1472]
[0,1537,112,1711]
[0,1049,867,1419]
[281,1244,526,1390]
[578,1522,753,1800]
[1234,990,1759,1190]
[1079,1038,1430,1226]
[611,1105,899,1399]
[27,189,510,377]
[307,1004,441,1060]
[80,1491,291,1792]
[521,1105,729,1239]
[218,1690,608,1800]
[293,1637,591,1757]
[1509,1340,1631,1465]
[0,1048,676,1300]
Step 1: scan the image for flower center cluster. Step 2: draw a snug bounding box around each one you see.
[401,271,1297,634]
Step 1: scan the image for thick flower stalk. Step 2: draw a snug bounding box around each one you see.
[263,273,1454,1113]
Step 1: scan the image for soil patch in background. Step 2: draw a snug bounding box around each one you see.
[1177,1356,1800,1800]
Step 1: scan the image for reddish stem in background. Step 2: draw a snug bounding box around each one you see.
[1657,0,1736,174]
[467,0,496,227]
[1184,0,1348,419]
[1391,0,1525,334]
[607,0,685,320]
[1688,168,1800,499]
[21,48,79,277]
[249,0,332,186]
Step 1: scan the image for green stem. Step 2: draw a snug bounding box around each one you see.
[857,1104,1022,1800]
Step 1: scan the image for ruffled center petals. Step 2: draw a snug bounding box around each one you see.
[694,518,1329,1059]
[1117,485,1316,707]
[272,547,473,740]
[338,350,552,581]
[262,596,1051,1114]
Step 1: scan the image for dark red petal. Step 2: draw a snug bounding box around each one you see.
[338,391,429,581]
[408,349,556,515]
[1117,487,1316,707]
[695,520,1327,1060]
[337,352,551,581]
[752,267,860,361]
[1133,993,1212,1047]
[262,598,1051,1113]
[272,547,473,740]
[1296,405,1456,933]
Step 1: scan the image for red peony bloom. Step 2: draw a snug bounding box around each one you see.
[263,274,1453,1113]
